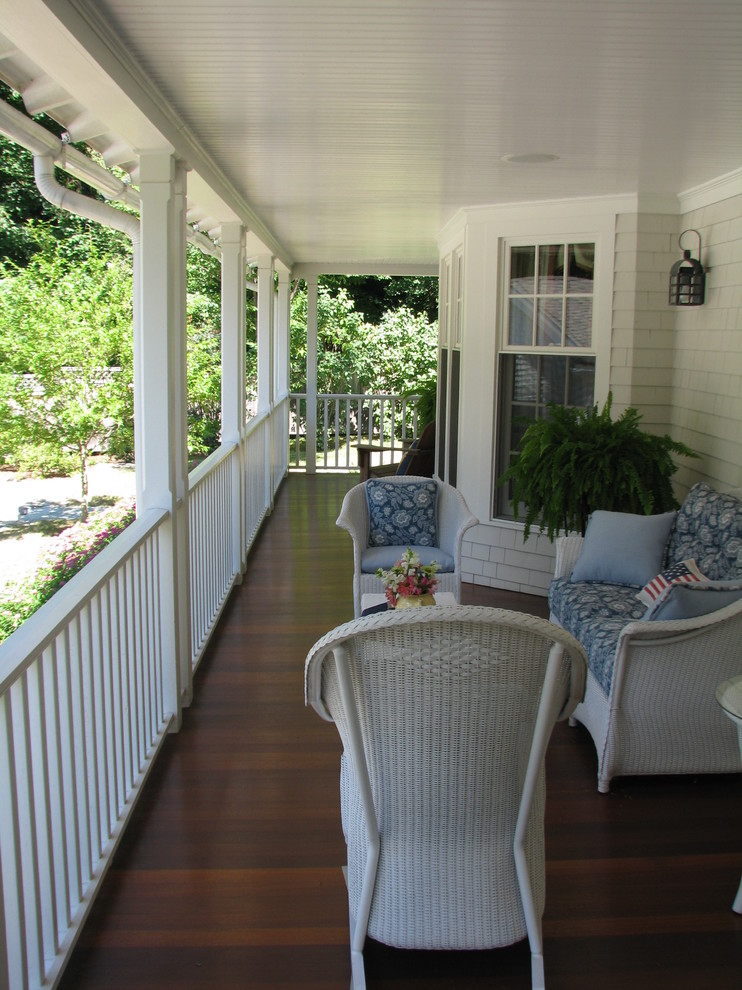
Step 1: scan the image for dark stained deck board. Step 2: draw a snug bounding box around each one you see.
[57,473,742,989]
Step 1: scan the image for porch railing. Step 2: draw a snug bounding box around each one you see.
[288,392,423,472]
[0,507,172,990]
[0,396,288,990]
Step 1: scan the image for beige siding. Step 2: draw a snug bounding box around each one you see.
[459,185,742,597]
[610,212,676,429]
[461,525,555,595]
[669,192,742,494]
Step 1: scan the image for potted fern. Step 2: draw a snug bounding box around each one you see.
[498,394,697,540]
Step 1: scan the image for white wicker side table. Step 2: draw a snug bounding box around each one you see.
[715,674,742,914]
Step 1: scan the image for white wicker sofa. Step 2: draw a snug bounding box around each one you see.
[548,482,742,793]
[337,476,477,618]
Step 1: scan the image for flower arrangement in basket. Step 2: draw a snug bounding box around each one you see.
[376,547,441,608]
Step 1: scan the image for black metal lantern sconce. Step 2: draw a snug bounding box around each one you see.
[669,229,705,306]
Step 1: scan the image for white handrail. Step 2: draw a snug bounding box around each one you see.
[289,391,423,471]
[0,399,287,989]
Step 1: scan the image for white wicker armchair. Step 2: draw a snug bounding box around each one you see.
[336,476,477,617]
[553,534,742,793]
[305,606,587,990]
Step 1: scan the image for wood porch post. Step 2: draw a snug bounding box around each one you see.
[256,253,275,416]
[220,222,247,577]
[256,253,275,505]
[306,274,318,474]
[136,151,192,724]
[276,266,291,473]
[276,266,291,400]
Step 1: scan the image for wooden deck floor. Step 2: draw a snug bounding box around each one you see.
[58,473,742,989]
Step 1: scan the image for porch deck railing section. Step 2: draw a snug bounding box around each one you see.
[0,508,171,990]
[289,392,422,471]
[189,443,238,670]
[187,398,288,673]
[0,402,287,990]
[271,394,290,496]
[243,409,271,550]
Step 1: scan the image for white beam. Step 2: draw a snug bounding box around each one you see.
[137,151,191,721]
[221,222,248,576]
[256,254,275,416]
[305,276,318,475]
[276,269,291,401]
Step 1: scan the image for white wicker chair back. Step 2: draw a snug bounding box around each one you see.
[305,606,586,989]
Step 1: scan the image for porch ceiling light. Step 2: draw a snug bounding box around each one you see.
[669,229,705,306]
[501,152,559,164]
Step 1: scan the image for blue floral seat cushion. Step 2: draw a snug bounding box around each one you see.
[548,577,646,695]
[665,482,742,580]
[366,479,438,547]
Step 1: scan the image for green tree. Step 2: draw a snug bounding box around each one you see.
[360,307,438,394]
[0,235,134,515]
[186,256,222,459]
[289,282,437,395]
[289,283,365,393]
[320,274,438,323]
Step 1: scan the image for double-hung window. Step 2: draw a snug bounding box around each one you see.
[495,240,597,519]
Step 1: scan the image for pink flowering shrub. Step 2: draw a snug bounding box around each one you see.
[0,497,136,642]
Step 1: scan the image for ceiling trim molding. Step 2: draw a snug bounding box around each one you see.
[446,193,643,231]
[678,168,742,215]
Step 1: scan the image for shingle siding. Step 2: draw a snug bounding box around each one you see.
[669,191,742,494]
[459,183,742,595]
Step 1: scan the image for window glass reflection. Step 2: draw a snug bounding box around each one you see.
[538,244,564,294]
[510,246,535,295]
[536,298,563,346]
[565,297,592,347]
[512,354,539,402]
[509,297,533,345]
[540,357,567,404]
[567,243,594,292]
[567,356,596,406]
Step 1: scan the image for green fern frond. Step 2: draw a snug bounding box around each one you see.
[498,393,698,540]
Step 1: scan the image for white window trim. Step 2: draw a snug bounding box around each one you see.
[490,217,615,523]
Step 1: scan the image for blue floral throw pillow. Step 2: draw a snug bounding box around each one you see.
[366,479,439,547]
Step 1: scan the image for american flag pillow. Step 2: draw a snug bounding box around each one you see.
[637,559,706,606]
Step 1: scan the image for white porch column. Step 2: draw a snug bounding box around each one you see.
[256,253,275,505]
[256,253,275,415]
[135,151,191,724]
[276,267,291,471]
[276,266,291,400]
[220,223,247,576]
[305,275,318,474]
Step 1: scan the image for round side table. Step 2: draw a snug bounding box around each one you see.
[715,674,742,914]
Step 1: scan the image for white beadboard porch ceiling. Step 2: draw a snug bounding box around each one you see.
[0,0,741,270]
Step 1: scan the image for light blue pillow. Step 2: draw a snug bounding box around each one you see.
[366,479,438,547]
[644,581,742,621]
[570,509,677,588]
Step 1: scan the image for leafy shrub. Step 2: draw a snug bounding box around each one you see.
[4,441,79,477]
[0,496,136,642]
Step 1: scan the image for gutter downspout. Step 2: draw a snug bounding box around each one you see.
[33,153,140,242]
[0,98,218,257]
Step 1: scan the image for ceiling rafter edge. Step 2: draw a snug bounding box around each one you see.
[42,0,293,268]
